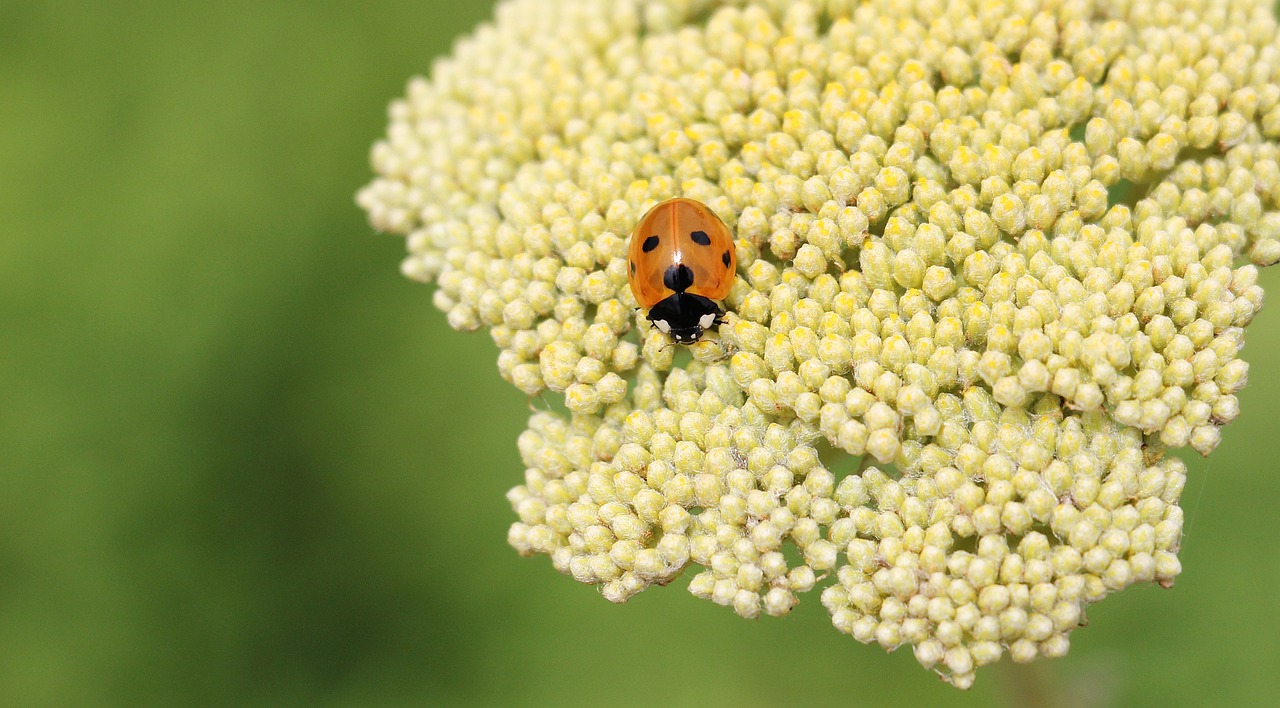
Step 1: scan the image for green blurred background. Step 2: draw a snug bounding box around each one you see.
[3,1,1279,705]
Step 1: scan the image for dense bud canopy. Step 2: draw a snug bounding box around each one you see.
[360,0,1279,688]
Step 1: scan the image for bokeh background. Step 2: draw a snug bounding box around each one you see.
[3,1,1280,705]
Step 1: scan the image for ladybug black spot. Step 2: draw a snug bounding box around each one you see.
[663,263,695,292]
[642,235,660,252]
[629,260,636,274]
[722,250,731,267]
[690,230,711,246]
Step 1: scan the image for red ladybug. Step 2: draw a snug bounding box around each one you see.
[627,198,736,344]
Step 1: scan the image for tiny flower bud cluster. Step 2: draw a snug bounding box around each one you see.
[819,400,1185,689]
[360,0,1278,688]
[508,361,836,617]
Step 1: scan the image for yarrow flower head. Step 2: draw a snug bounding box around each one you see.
[359,0,1279,688]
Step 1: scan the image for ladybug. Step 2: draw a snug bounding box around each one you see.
[627,197,736,344]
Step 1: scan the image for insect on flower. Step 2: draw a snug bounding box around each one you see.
[627,197,736,344]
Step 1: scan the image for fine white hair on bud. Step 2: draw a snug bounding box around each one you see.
[361,0,1280,690]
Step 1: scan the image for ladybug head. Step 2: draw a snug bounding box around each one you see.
[662,322,707,344]
[647,293,723,345]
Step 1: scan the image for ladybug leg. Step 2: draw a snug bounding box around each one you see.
[636,307,654,334]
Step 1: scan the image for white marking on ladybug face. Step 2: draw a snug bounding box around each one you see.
[698,313,717,330]
[654,319,672,334]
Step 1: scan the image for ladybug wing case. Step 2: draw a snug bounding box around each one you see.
[627,198,736,306]
[627,205,679,307]
[678,200,736,301]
